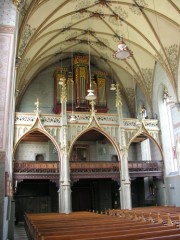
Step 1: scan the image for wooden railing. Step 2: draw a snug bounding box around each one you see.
[70,161,119,173]
[14,161,59,173]
[128,161,163,172]
[14,160,163,174]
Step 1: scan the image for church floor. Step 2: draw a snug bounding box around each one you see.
[14,223,28,240]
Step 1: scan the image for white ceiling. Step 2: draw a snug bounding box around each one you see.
[16,0,180,113]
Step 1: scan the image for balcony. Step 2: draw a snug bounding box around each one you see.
[14,160,163,181]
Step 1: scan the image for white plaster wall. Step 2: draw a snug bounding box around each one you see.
[177,59,180,102]
[15,142,50,161]
[166,176,180,206]
[171,105,180,136]
[150,140,162,160]
[128,144,137,161]
[152,63,176,175]
[154,179,166,206]
[136,143,142,161]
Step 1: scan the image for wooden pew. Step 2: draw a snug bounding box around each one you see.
[39,225,176,240]
[24,207,180,240]
[41,229,180,240]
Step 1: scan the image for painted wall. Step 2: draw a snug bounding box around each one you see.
[72,140,117,162]
[15,141,58,161]
[18,62,130,116]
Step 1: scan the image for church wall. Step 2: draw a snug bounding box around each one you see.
[177,60,180,102]
[72,141,117,162]
[128,144,137,161]
[150,140,162,161]
[15,142,50,161]
[136,143,142,161]
[18,65,130,116]
[136,86,150,118]
[152,63,180,206]
[48,141,59,161]
[171,105,180,137]
[153,63,176,175]
[166,176,180,207]
[19,68,54,114]
[154,179,166,206]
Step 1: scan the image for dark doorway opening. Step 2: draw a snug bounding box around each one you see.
[131,177,145,207]
[14,179,58,222]
[72,179,119,212]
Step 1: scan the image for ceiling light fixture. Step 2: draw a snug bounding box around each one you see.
[69,53,77,123]
[113,37,133,60]
[110,66,116,90]
[85,32,97,101]
[113,15,133,60]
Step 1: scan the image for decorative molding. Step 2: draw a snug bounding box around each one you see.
[141,68,153,96]
[109,6,128,26]
[17,57,30,84]
[165,44,179,80]
[0,35,12,149]
[18,24,36,56]
[125,88,135,115]
[0,25,15,33]
[129,0,148,15]
[15,114,36,124]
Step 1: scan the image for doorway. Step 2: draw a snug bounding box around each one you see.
[72,179,119,212]
[14,179,58,222]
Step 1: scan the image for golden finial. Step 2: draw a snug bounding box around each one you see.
[34,98,40,114]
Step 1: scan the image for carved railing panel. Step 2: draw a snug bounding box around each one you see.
[70,161,119,173]
[14,161,59,173]
[128,160,163,172]
[14,160,163,174]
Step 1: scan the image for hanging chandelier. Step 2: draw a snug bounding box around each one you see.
[109,66,116,91]
[113,37,133,60]
[69,56,77,123]
[85,33,97,101]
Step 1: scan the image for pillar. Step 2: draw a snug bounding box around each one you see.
[0,1,18,239]
[115,84,132,210]
[120,149,132,209]
[58,80,71,213]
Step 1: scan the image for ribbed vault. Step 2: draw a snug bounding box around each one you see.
[16,0,180,113]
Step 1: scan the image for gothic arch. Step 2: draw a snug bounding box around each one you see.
[127,130,163,159]
[13,127,61,161]
[69,127,121,161]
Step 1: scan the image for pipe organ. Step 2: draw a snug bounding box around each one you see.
[53,54,107,113]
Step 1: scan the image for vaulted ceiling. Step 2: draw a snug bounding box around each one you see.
[16,0,180,113]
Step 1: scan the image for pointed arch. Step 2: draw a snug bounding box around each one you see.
[69,127,121,161]
[127,130,163,159]
[13,127,61,161]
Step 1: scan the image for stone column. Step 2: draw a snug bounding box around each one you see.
[0,1,18,239]
[58,80,71,214]
[115,84,132,210]
[120,149,132,209]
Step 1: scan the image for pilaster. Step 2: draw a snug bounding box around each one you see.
[58,80,71,213]
[0,1,18,239]
[116,84,132,209]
